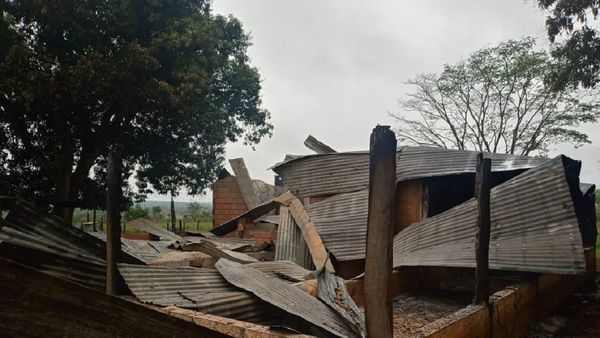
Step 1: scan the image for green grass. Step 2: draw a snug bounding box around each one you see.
[123,218,212,234]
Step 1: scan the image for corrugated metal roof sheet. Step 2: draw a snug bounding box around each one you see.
[306,190,368,262]
[272,146,548,198]
[393,155,587,274]
[215,259,358,338]
[274,206,313,269]
[119,260,312,322]
[2,200,144,264]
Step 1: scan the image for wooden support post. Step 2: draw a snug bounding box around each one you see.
[364,125,396,338]
[92,209,97,232]
[197,220,200,230]
[170,196,176,233]
[179,219,183,232]
[106,149,122,295]
[473,153,492,305]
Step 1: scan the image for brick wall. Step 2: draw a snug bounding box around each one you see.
[212,176,248,228]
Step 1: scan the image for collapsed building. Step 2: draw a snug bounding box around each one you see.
[0,134,597,337]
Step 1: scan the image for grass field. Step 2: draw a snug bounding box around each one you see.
[123,218,212,234]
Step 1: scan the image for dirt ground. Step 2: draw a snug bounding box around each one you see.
[392,290,469,337]
[528,275,600,337]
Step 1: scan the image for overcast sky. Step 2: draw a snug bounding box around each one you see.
[155,0,600,202]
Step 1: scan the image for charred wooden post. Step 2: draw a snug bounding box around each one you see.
[473,153,492,305]
[170,196,176,233]
[364,125,396,338]
[179,219,183,232]
[106,148,122,295]
[92,209,97,232]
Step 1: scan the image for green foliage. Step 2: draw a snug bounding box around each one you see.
[538,0,600,89]
[392,38,600,155]
[0,1,272,218]
[123,204,150,222]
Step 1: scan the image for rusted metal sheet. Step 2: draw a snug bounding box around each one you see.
[306,190,368,262]
[274,206,314,269]
[317,270,365,337]
[393,156,588,274]
[119,260,313,322]
[271,147,547,198]
[215,259,358,337]
[0,257,225,338]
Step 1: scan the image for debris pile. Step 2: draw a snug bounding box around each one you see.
[0,134,596,337]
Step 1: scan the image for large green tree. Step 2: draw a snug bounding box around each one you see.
[538,0,600,89]
[0,1,272,221]
[392,38,600,155]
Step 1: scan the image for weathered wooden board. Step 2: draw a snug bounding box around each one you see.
[275,192,334,272]
[304,135,337,154]
[215,259,357,337]
[230,158,259,209]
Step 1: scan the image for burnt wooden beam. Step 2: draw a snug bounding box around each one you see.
[106,149,122,295]
[473,152,492,305]
[364,125,396,338]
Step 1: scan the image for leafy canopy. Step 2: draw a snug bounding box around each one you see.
[538,0,600,88]
[392,38,600,156]
[0,0,272,213]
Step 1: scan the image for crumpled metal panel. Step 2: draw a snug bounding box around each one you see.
[306,190,368,262]
[274,206,313,269]
[215,259,358,338]
[393,155,587,274]
[118,260,313,322]
[271,146,548,198]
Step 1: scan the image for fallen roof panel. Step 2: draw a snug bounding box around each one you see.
[215,259,358,337]
[119,260,313,322]
[2,199,144,264]
[0,257,225,338]
[393,155,587,274]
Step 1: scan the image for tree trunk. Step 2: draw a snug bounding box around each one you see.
[54,145,75,223]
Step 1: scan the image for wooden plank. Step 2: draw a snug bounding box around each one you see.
[229,158,259,209]
[215,259,357,337]
[303,135,337,154]
[364,125,396,338]
[0,257,225,338]
[473,153,492,305]
[275,192,334,272]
